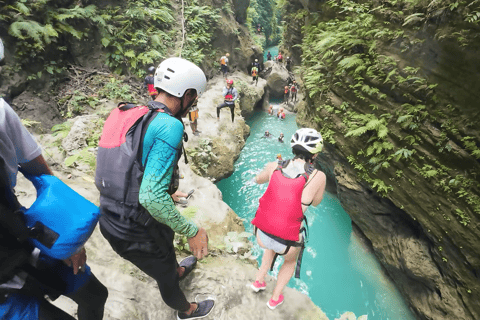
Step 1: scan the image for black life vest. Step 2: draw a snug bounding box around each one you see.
[95,101,182,242]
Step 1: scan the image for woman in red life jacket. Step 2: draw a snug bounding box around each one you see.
[144,66,158,100]
[249,128,326,310]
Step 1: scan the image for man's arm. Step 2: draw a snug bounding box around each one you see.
[139,118,199,238]
[18,154,53,176]
[232,88,239,101]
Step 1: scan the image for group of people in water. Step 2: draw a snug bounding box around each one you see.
[2,35,326,320]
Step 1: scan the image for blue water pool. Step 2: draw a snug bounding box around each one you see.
[216,109,416,320]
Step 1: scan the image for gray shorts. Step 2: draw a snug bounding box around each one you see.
[257,229,288,254]
[257,229,304,254]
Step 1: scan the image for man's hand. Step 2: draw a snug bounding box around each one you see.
[188,228,209,260]
[63,247,86,275]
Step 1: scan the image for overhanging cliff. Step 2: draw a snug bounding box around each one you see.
[282,0,480,319]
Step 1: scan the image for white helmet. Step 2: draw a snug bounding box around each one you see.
[0,38,4,61]
[291,128,323,154]
[154,57,207,98]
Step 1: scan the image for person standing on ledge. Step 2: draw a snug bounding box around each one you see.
[219,53,230,80]
[250,128,326,310]
[217,79,238,122]
[96,57,214,320]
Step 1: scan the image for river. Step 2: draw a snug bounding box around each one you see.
[216,107,417,320]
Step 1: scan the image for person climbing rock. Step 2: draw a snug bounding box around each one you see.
[250,128,326,310]
[290,80,298,103]
[95,57,215,320]
[267,51,272,61]
[0,37,108,320]
[251,65,259,86]
[220,53,230,80]
[144,66,158,100]
[217,79,238,122]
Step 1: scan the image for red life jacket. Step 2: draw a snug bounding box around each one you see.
[252,160,312,241]
[278,54,283,61]
[290,85,297,93]
[144,75,158,96]
[224,87,234,100]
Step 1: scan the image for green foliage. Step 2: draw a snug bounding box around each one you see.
[21,119,41,127]
[247,0,280,46]
[64,147,96,171]
[51,121,73,147]
[99,0,174,76]
[98,78,133,101]
[187,138,218,175]
[181,1,220,65]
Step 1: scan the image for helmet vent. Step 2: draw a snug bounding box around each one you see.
[164,75,170,80]
[167,68,175,73]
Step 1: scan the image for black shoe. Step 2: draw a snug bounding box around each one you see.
[179,256,197,281]
[195,130,202,134]
[177,300,215,320]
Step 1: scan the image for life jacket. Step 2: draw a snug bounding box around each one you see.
[278,54,283,61]
[220,56,227,65]
[251,67,258,76]
[252,160,314,241]
[224,87,234,101]
[95,102,182,241]
[290,84,297,93]
[252,159,314,279]
[144,75,158,96]
[284,87,289,94]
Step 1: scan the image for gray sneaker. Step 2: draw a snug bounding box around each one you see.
[177,300,215,320]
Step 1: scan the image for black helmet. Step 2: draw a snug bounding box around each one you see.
[148,66,155,73]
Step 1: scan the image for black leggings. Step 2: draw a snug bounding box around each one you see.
[100,225,190,312]
[38,274,108,320]
[217,102,235,122]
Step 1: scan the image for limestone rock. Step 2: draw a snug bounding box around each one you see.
[62,114,99,155]
[266,63,292,99]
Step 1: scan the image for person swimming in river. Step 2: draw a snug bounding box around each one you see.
[250,128,327,310]
[277,108,286,120]
[263,131,272,138]
[278,133,284,142]
[267,105,273,115]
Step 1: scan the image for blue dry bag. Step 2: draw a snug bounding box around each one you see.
[23,174,100,260]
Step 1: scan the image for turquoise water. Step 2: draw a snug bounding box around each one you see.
[216,109,417,320]
[264,46,278,61]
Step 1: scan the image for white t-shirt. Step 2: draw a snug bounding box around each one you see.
[0,98,42,189]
